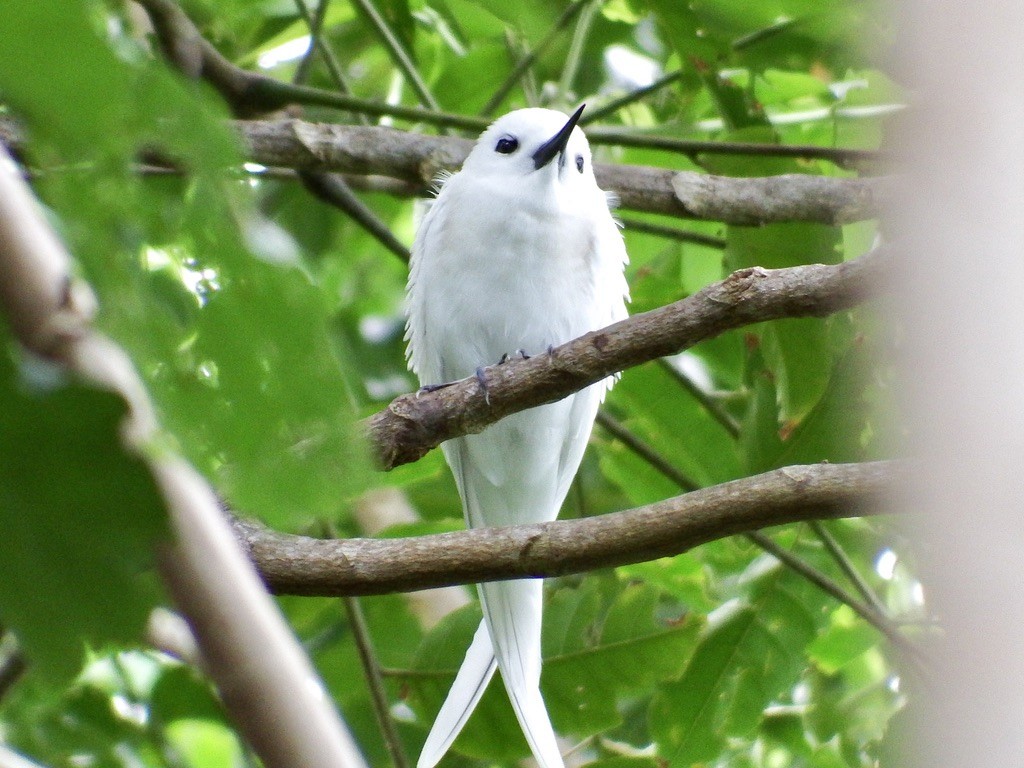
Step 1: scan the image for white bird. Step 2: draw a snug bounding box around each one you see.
[405,105,629,768]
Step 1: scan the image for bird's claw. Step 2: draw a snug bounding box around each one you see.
[475,366,491,406]
[498,349,531,365]
[417,381,457,397]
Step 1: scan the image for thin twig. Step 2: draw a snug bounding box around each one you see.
[274,83,482,128]
[349,0,441,112]
[137,0,480,127]
[745,530,927,672]
[558,0,599,104]
[298,172,410,261]
[581,70,685,126]
[141,0,410,281]
[293,0,328,87]
[481,0,592,117]
[596,410,922,666]
[343,598,411,768]
[130,162,424,198]
[130,0,893,169]
[596,410,700,491]
[660,355,888,618]
[657,359,889,620]
[290,1,406,253]
[808,519,889,615]
[619,217,726,249]
[293,0,359,103]
[732,16,801,51]
[655,358,741,438]
[586,127,888,168]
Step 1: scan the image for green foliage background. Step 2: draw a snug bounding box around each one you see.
[0,0,920,767]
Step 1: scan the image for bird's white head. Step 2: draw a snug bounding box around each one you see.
[462,105,595,192]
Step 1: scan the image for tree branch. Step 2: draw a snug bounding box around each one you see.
[134,0,888,171]
[0,114,891,224]
[235,461,899,596]
[342,596,411,768]
[237,119,894,222]
[0,145,367,768]
[367,246,889,470]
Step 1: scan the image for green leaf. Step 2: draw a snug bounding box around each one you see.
[643,0,726,66]
[725,222,842,424]
[649,604,754,766]
[650,561,821,767]
[433,43,512,113]
[806,611,879,675]
[166,719,244,768]
[606,363,742,490]
[0,1,130,154]
[544,583,702,734]
[617,554,714,614]
[598,438,681,507]
[0,351,168,680]
[179,244,378,526]
[544,579,606,657]
[741,343,784,475]
[761,708,812,759]
[151,665,230,725]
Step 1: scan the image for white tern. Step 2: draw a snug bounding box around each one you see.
[405,104,629,768]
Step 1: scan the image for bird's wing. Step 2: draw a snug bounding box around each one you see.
[551,383,603,520]
[405,181,451,385]
[417,620,497,768]
[550,212,628,505]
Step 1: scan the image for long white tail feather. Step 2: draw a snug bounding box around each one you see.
[479,579,565,768]
[418,621,498,768]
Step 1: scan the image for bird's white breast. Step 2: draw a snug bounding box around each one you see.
[407,170,623,385]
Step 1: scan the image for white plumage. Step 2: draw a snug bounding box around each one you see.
[405,106,629,768]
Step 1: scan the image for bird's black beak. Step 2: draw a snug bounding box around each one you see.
[532,104,586,171]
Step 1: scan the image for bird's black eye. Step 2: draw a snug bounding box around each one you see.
[575,154,584,173]
[495,136,519,154]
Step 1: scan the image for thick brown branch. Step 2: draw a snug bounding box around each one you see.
[0,113,891,224]
[367,247,888,470]
[238,119,893,223]
[0,145,366,768]
[236,461,898,596]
